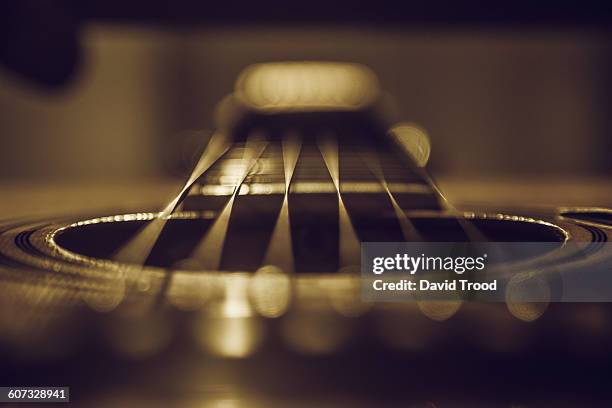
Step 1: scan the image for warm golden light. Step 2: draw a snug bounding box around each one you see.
[220,275,254,319]
[506,271,550,322]
[235,62,380,112]
[198,181,431,196]
[250,265,291,318]
[193,274,263,358]
[166,271,214,311]
[417,300,462,321]
[194,315,264,359]
[389,123,431,168]
[507,301,549,322]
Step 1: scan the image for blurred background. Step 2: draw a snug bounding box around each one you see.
[1,1,612,186]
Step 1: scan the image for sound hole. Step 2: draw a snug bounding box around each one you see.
[53,213,565,272]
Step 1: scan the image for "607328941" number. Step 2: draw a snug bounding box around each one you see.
[1,387,69,403]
